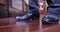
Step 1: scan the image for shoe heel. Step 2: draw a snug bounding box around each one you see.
[31,16,39,20]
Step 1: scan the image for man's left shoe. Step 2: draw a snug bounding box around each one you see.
[16,0,39,20]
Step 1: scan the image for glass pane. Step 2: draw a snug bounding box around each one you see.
[9,0,28,17]
[12,0,22,11]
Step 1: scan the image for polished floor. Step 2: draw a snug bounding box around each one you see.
[0,14,60,32]
[0,18,39,32]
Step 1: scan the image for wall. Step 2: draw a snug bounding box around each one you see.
[0,0,6,4]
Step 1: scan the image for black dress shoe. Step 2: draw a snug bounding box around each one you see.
[42,0,60,24]
[16,10,33,20]
[42,7,60,24]
[42,13,59,24]
[16,9,39,20]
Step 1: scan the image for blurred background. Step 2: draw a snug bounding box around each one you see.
[0,0,47,19]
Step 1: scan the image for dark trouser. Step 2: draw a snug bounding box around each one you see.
[29,0,39,9]
[28,0,40,20]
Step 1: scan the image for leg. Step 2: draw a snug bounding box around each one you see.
[42,0,60,24]
[16,0,39,20]
[42,7,59,24]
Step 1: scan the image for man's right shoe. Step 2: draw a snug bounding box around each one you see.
[42,13,59,24]
[42,0,60,24]
[42,7,59,24]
